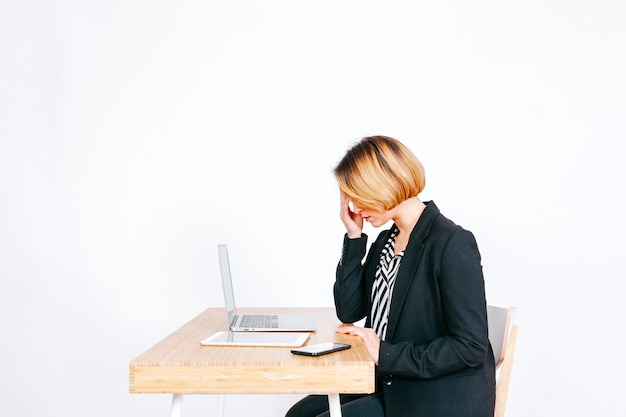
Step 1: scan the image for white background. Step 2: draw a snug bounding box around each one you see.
[1,1,625,416]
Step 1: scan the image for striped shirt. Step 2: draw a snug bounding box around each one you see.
[371,227,404,340]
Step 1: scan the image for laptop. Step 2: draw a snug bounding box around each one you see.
[218,244,317,332]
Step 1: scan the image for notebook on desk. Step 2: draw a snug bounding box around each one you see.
[201,331,310,347]
[218,244,317,332]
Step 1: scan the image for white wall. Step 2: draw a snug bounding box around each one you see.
[1,1,625,416]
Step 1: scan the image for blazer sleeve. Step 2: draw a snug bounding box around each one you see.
[377,229,490,379]
[334,233,370,323]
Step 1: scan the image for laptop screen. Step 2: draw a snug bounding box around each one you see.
[218,244,237,326]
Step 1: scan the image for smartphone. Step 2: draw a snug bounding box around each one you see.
[291,342,351,357]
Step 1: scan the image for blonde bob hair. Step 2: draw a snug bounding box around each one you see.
[334,136,426,212]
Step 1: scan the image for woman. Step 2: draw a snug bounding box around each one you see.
[286,136,495,417]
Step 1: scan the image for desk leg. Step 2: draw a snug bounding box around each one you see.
[171,394,183,417]
[328,394,342,417]
[217,395,225,417]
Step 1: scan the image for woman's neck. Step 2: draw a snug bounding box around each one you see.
[391,197,426,236]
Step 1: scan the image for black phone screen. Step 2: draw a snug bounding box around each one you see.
[291,342,351,356]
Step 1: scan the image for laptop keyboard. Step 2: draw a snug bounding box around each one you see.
[240,314,279,329]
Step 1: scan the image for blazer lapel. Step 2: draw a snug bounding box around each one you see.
[385,201,439,341]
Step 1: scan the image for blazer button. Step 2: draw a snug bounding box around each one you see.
[383,375,393,386]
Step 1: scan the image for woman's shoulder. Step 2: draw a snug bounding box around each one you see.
[424,202,475,241]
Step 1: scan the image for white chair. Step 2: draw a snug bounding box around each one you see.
[487,305,518,417]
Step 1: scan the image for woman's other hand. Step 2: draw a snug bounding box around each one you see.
[336,325,380,365]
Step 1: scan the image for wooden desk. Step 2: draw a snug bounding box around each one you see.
[130,307,375,417]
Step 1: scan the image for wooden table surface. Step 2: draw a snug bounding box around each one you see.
[129,307,375,395]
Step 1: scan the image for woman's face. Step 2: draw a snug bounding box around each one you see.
[351,202,391,228]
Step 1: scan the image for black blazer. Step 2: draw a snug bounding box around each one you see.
[334,201,496,417]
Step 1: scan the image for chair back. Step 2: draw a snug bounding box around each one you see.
[487,305,518,417]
